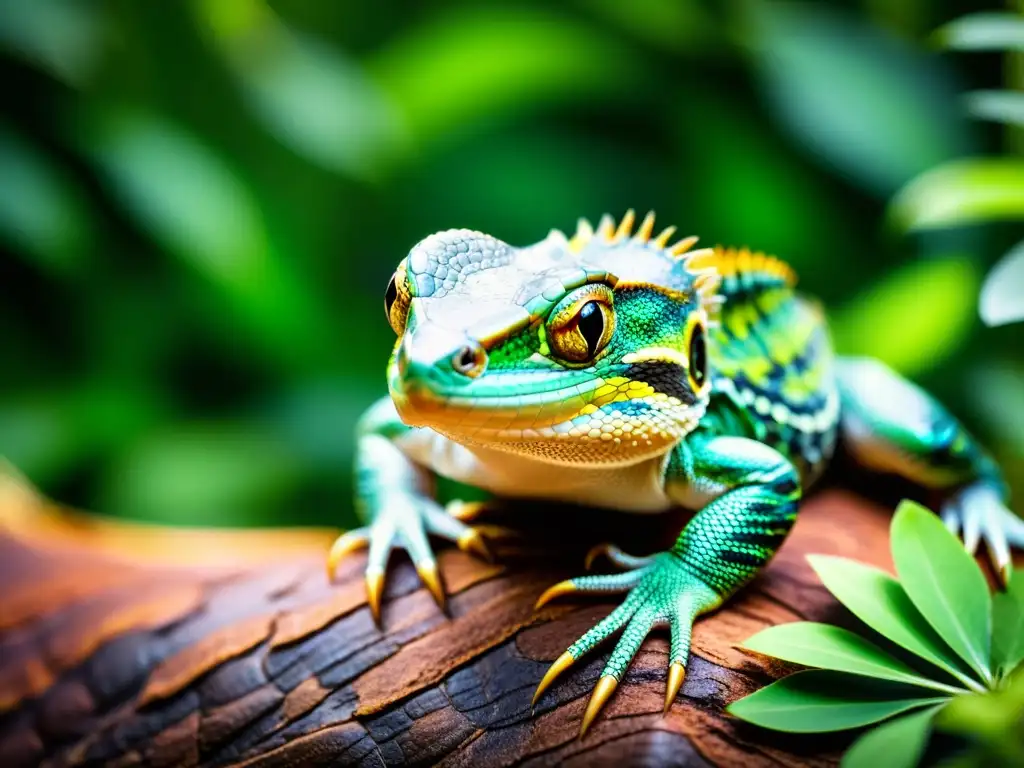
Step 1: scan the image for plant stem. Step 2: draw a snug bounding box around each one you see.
[909,677,974,697]
[954,674,990,694]
[935,664,990,693]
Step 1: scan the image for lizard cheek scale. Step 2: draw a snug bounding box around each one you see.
[328,210,1022,736]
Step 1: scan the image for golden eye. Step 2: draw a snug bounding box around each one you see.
[385,275,398,326]
[548,294,616,363]
[384,264,411,335]
[688,322,708,391]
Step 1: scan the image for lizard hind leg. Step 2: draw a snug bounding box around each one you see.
[836,356,1022,584]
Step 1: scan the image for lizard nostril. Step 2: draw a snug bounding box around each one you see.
[452,344,487,378]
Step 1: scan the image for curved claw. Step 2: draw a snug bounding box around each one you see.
[584,543,610,571]
[532,650,576,709]
[580,676,618,738]
[535,569,649,612]
[535,580,577,610]
[584,542,655,572]
[664,662,685,713]
[326,529,369,580]
[446,500,490,522]
[457,528,494,562]
[417,561,446,610]
[365,569,385,624]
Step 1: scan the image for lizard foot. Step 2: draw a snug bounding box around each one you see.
[327,495,494,623]
[941,482,1024,587]
[532,550,719,736]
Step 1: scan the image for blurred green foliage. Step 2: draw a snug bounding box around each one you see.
[0,0,1021,530]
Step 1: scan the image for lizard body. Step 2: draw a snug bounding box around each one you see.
[329,211,1022,735]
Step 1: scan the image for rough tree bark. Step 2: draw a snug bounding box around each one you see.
[0,470,965,767]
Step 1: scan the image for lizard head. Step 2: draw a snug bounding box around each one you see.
[383,211,721,466]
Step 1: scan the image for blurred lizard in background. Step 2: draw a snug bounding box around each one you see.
[328,210,1022,735]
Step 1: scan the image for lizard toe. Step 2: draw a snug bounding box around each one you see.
[326,528,370,581]
[943,483,1024,587]
[532,553,720,734]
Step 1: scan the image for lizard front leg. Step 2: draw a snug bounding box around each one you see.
[532,434,800,735]
[327,397,492,622]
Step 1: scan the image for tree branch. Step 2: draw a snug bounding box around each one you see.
[0,471,907,767]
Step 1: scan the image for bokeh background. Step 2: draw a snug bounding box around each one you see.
[1,0,1021,530]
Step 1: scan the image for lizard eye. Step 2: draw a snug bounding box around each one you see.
[547,286,616,364]
[385,275,398,325]
[688,323,708,391]
[577,302,605,357]
[384,266,411,335]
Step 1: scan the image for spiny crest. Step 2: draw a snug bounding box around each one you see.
[686,246,797,332]
[688,246,797,290]
[566,209,722,309]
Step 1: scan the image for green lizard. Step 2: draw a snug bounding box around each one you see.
[328,211,1022,736]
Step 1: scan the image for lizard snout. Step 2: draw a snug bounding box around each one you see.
[395,326,485,391]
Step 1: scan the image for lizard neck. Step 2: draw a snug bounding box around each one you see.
[456,441,676,513]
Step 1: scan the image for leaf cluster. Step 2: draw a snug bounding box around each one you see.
[728,501,1024,767]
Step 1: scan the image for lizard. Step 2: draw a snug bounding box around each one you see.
[327,210,1023,736]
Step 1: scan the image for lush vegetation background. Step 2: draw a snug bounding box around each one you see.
[0,0,1021,530]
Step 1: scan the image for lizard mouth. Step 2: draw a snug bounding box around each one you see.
[390,369,706,462]
[390,374,595,434]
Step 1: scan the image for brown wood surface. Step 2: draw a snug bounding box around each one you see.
[0,469,947,767]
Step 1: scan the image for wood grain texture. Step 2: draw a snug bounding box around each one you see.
[1,469,1003,768]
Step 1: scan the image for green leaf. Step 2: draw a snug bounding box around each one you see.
[0,126,92,275]
[967,365,1024,454]
[676,93,845,266]
[84,108,330,365]
[980,241,1024,328]
[841,704,942,768]
[933,13,1024,52]
[369,6,640,147]
[808,555,980,687]
[88,110,267,286]
[726,671,949,733]
[965,91,1024,129]
[891,500,993,683]
[890,158,1024,231]
[992,569,1024,677]
[747,2,968,196]
[0,0,104,86]
[830,256,978,377]
[194,0,405,180]
[741,622,961,692]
